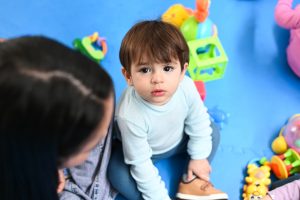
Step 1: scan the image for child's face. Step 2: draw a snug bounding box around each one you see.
[123,59,187,106]
[61,94,114,168]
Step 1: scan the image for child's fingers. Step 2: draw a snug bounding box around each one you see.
[187,170,195,182]
[198,173,210,182]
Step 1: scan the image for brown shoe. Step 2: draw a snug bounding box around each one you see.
[176,177,228,200]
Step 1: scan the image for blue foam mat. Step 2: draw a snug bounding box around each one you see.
[1,0,300,199]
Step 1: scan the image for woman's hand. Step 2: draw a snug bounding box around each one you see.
[57,169,65,193]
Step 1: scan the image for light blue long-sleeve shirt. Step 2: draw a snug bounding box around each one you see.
[115,76,212,200]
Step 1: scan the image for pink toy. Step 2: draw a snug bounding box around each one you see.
[194,80,206,100]
[275,0,300,78]
[283,114,300,153]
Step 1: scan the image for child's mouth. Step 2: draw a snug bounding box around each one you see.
[151,90,165,97]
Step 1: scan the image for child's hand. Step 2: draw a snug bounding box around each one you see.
[187,159,211,182]
[57,169,65,193]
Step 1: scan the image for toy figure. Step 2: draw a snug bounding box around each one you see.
[242,160,271,200]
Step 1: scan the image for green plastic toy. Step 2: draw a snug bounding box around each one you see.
[73,32,107,63]
[187,36,228,82]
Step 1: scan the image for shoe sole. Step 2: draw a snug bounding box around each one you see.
[176,193,228,200]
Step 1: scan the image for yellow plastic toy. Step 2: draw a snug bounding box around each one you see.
[242,159,271,200]
[161,4,191,28]
[272,127,288,154]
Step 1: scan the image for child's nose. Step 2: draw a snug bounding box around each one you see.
[151,72,163,84]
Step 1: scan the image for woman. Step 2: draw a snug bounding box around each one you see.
[0,36,114,200]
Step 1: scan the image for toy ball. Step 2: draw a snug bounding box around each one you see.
[180,16,214,42]
[283,114,300,153]
[271,132,288,154]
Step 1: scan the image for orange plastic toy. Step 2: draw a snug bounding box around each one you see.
[270,148,300,179]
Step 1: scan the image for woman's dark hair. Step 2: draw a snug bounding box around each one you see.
[0,36,114,200]
[119,20,189,74]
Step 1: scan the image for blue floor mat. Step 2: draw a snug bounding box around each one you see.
[1,0,300,199]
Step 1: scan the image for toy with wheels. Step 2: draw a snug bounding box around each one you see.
[270,148,300,179]
[242,158,271,200]
[272,114,300,154]
[73,32,107,63]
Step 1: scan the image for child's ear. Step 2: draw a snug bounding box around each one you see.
[121,67,133,86]
[180,62,188,81]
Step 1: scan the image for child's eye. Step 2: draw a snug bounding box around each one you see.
[164,66,174,72]
[139,67,151,73]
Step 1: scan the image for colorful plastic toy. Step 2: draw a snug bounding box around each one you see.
[271,114,300,154]
[73,32,107,63]
[242,158,271,200]
[162,0,212,29]
[175,0,227,82]
[180,16,215,42]
[187,36,228,81]
[161,4,191,28]
[270,148,300,179]
[162,0,228,82]
[180,0,217,42]
[283,114,300,153]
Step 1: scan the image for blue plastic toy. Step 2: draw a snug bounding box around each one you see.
[208,106,229,129]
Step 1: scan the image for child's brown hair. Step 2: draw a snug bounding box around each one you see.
[119,20,189,74]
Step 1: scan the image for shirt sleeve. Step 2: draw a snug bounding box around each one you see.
[117,117,171,200]
[182,77,212,160]
[268,180,300,199]
[275,0,300,29]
